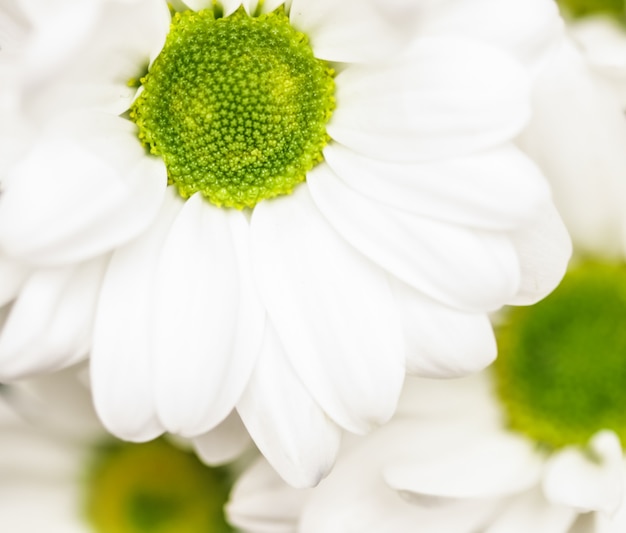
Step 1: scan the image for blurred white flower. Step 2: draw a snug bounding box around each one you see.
[0,368,237,532]
[0,0,570,487]
[228,261,626,533]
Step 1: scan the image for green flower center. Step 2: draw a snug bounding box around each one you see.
[130,6,335,209]
[84,438,234,532]
[494,262,626,450]
[556,0,625,20]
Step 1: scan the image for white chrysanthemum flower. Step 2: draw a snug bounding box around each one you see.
[228,261,626,533]
[0,0,571,486]
[0,372,237,533]
[517,10,626,258]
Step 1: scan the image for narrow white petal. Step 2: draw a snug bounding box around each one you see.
[485,489,577,533]
[289,0,406,63]
[384,431,543,501]
[252,186,405,434]
[227,458,309,533]
[507,202,571,306]
[237,323,342,488]
[323,143,551,230]
[328,36,530,162]
[91,189,183,442]
[153,194,264,436]
[0,257,106,380]
[308,163,521,312]
[391,280,496,378]
[192,411,252,466]
[543,431,624,515]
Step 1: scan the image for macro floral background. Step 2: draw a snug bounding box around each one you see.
[0,0,625,531]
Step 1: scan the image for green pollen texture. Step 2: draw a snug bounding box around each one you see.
[556,0,625,20]
[84,438,234,533]
[130,6,335,209]
[494,262,626,450]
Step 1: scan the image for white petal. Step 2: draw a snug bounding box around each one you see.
[507,202,571,306]
[289,0,406,63]
[227,458,308,533]
[417,0,563,72]
[153,194,264,436]
[543,431,624,516]
[91,189,183,442]
[0,120,167,266]
[192,411,252,466]
[0,258,106,381]
[517,41,626,258]
[0,255,30,307]
[252,185,405,434]
[323,143,551,230]
[237,323,342,488]
[308,162,521,312]
[328,36,530,162]
[384,431,543,501]
[300,428,499,533]
[391,280,496,378]
[485,488,577,533]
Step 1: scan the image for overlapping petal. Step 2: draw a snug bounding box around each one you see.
[237,324,342,488]
[251,186,405,434]
[152,194,264,436]
[328,36,530,162]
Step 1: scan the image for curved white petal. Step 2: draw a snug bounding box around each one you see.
[91,189,183,442]
[328,36,530,162]
[543,431,624,516]
[153,194,264,437]
[289,0,406,63]
[391,279,496,378]
[192,410,252,466]
[518,41,626,258]
[324,143,551,231]
[384,431,543,501]
[0,116,168,266]
[252,186,405,434]
[227,458,308,533]
[237,323,342,488]
[0,258,106,381]
[417,0,563,72]
[308,162,521,312]
[507,202,571,306]
[0,255,30,307]
[300,424,499,533]
[484,489,577,533]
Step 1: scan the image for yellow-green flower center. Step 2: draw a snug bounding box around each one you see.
[84,439,234,532]
[131,6,335,209]
[494,262,626,450]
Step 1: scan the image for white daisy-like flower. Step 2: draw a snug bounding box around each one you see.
[517,8,626,258]
[0,371,237,533]
[228,261,626,533]
[0,0,571,486]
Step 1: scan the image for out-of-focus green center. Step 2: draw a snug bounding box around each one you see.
[557,0,625,20]
[494,262,626,450]
[84,438,234,532]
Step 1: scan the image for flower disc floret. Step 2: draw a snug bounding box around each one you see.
[495,262,626,450]
[84,439,233,532]
[131,7,335,209]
